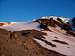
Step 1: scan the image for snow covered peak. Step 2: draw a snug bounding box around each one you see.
[41,16,70,23]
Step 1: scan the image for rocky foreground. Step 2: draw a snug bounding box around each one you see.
[0,29,65,56]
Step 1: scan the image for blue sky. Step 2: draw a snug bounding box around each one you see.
[0,0,75,21]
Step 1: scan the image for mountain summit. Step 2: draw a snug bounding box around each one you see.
[0,16,75,56]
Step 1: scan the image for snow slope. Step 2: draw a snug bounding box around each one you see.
[34,26,75,56]
[0,22,40,31]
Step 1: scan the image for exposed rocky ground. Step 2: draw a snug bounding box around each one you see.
[0,29,65,56]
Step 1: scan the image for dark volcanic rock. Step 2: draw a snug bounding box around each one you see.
[52,40,68,45]
[72,17,75,27]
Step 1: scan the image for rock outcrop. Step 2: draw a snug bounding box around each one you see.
[0,22,16,26]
